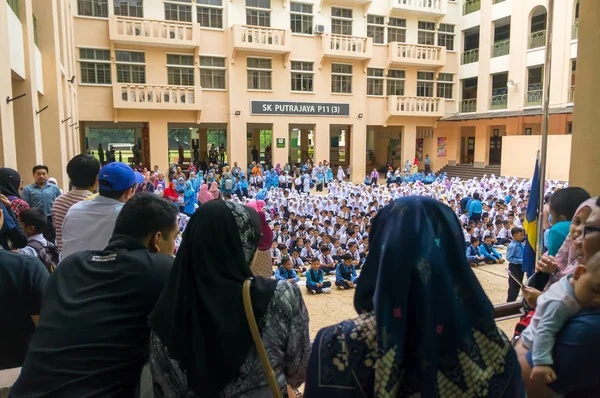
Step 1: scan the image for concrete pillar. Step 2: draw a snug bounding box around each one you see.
[314,121,330,165]
[350,122,366,183]
[289,129,299,164]
[473,124,489,168]
[402,123,417,168]
[228,117,247,168]
[272,120,287,168]
[0,1,17,168]
[569,0,600,195]
[199,128,208,161]
[34,0,69,188]
[13,0,43,180]
[148,119,169,179]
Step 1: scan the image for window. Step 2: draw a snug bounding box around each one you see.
[367,15,384,44]
[247,57,272,90]
[7,0,18,17]
[165,2,192,22]
[78,0,108,18]
[167,54,195,86]
[438,23,454,51]
[387,17,406,43]
[417,71,434,97]
[200,56,226,89]
[198,0,223,28]
[246,0,270,27]
[331,63,352,94]
[437,73,453,99]
[115,50,146,84]
[331,7,352,36]
[418,21,436,45]
[79,48,111,85]
[386,69,405,96]
[367,68,384,96]
[114,0,143,17]
[291,61,314,92]
[33,15,38,46]
[290,3,313,34]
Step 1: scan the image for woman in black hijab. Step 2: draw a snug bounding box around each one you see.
[150,200,310,397]
[0,168,30,217]
[0,168,28,249]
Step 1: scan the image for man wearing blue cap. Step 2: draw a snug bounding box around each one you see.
[60,162,144,260]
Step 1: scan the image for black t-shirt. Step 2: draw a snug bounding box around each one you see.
[10,236,173,398]
[0,251,48,370]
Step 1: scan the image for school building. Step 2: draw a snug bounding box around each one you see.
[0,0,597,189]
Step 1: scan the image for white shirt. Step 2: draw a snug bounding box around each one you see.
[61,195,125,260]
[17,234,48,258]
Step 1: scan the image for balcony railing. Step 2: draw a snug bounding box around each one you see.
[572,21,579,41]
[569,86,575,103]
[232,25,292,54]
[460,98,477,113]
[109,15,199,48]
[322,34,373,60]
[387,96,445,117]
[113,84,201,111]
[461,48,479,65]
[463,0,481,15]
[528,30,546,49]
[390,0,446,15]
[492,39,510,58]
[388,42,446,67]
[490,94,508,110]
[525,89,543,106]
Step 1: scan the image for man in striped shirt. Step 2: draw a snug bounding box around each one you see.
[52,155,100,251]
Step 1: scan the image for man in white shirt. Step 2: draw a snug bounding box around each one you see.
[61,162,143,260]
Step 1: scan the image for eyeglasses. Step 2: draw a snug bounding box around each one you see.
[583,226,600,238]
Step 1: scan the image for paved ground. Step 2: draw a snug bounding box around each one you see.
[300,254,518,339]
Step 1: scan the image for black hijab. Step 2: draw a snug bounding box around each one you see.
[150,200,278,396]
[0,168,22,199]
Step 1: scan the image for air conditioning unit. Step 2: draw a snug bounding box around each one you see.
[314,24,325,34]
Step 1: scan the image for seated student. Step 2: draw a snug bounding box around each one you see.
[506,227,525,302]
[274,255,300,285]
[300,240,316,263]
[466,236,485,267]
[459,210,469,226]
[480,235,505,264]
[547,187,591,256]
[290,249,306,275]
[518,251,600,386]
[335,253,357,289]
[318,246,336,274]
[276,243,289,266]
[498,220,513,246]
[10,193,178,397]
[278,226,290,244]
[484,222,498,245]
[330,237,342,261]
[347,242,362,269]
[305,259,332,295]
[270,241,281,265]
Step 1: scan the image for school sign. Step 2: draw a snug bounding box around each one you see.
[250,100,350,117]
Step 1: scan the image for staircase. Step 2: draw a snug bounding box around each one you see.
[436,164,502,180]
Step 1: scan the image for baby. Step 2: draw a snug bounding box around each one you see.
[521,251,600,383]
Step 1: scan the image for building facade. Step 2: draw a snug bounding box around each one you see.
[1,0,80,186]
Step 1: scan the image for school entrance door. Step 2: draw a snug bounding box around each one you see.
[489,136,502,165]
[461,137,475,164]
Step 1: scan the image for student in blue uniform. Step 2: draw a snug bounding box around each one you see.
[183,181,197,216]
[480,235,505,264]
[275,255,300,285]
[306,259,332,294]
[466,236,485,267]
[335,253,357,289]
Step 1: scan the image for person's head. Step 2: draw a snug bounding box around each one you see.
[342,253,352,266]
[321,246,330,255]
[349,242,357,252]
[32,165,49,186]
[271,241,277,250]
[484,235,492,245]
[176,166,182,173]
[549,187,591,225]
[311,258,321,270]
[112,193,180,254]
[0,168,23,198]
[511,227,524,242]
[281,256,292,270]
[572,252,600,307]
[486,222,494,230]
[98,162,144,202]
[67,154,100,190]
[278,243,288,253]
[470,236,480,246]
[18,208,47,237]
[574,198,600,265]
[473,192,480,200]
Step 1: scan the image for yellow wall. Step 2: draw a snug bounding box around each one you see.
[501,135,572,181]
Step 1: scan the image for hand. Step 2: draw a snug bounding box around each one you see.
[287,278,296,283]
[496,259,502,264]
[522,286,542,308]
[0,194,10,208]
[348,281,354,287]
[536,255,558,274]
[316,283,322,288]
[531,365,557,384]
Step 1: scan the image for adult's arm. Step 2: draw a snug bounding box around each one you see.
[21,186,31,206]
[3,205,27,248]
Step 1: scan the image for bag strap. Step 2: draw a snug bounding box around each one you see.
[243,278,283,398]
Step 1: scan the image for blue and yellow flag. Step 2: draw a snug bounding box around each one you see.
[522,156,540,277]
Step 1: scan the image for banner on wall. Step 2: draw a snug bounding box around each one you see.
[437,137,447,157]
[416,139,424,161]
[390,139,402,160]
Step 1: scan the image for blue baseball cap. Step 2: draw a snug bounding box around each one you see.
[98,162,144,192]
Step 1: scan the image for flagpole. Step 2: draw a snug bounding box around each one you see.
[536,0,554,262]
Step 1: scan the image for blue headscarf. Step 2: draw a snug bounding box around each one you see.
[183,181,197,214]
[255,188,267,201]
[306,197,522,397]
[175,177,186,193]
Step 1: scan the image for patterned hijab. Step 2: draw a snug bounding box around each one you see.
[149,200,278,396]
[307,197,522,397]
